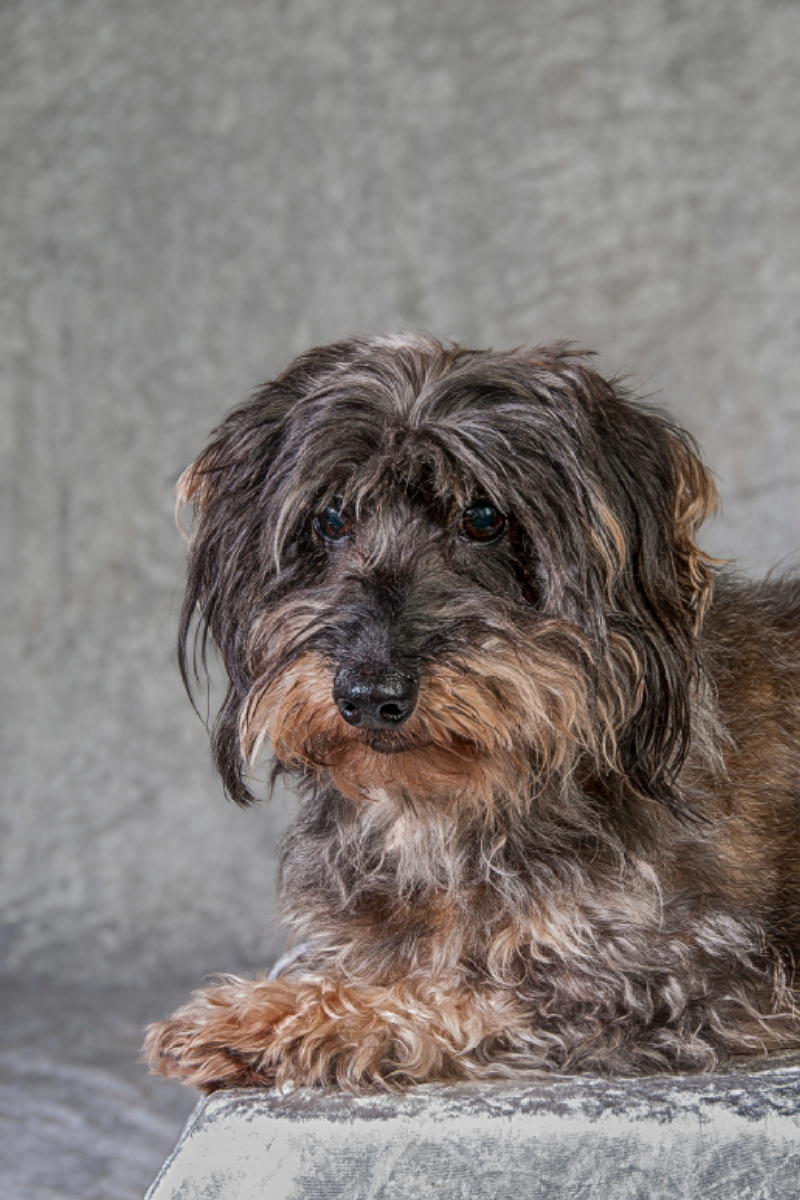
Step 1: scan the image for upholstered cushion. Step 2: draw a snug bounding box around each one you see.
[145,1058,800,1199]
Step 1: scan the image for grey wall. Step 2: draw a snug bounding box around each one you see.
[2,0,799,986]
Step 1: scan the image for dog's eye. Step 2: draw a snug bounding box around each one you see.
[460,502,506,543]
[313,505,354,543]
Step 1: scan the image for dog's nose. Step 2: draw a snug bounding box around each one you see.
[333,668,418,729]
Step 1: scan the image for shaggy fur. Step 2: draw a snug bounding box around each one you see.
[144,333,800,1092]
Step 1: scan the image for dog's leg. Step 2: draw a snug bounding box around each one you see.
[144,973,532,1092]
[144,977,300,1091]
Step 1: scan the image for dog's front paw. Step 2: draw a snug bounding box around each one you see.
[143,976,298,1092]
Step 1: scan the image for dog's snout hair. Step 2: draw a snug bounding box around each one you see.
[146,331,800,1092]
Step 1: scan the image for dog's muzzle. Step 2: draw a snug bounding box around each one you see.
[333,667,418,730]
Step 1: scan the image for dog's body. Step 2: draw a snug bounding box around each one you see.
[145,334,800,1091]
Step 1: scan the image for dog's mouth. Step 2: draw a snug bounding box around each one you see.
[360,731,431,755]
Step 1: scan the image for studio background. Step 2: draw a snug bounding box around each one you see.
[1,1,799,1195]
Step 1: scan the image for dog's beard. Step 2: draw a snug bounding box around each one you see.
[239,623,620,811]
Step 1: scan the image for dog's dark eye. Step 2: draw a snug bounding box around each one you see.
[460,502,506,543]
[313,505,354,543]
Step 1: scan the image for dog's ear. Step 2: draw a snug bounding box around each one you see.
[564,360,719,815]
[617,412,718,814]
[176,381,300,805]
[577,373,719,631]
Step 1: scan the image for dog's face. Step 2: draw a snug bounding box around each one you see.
[178,334,716,820]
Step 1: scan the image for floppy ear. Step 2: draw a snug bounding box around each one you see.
[176,382,301,805]
[566,362,719,816]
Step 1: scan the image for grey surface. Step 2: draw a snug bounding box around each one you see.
[0,982,196,1200]
[145,1062,800,1200]
[2,0,800,996]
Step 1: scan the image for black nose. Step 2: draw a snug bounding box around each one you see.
[333,667,418,729]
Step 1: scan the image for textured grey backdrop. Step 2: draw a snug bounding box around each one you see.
[2,0,800,989]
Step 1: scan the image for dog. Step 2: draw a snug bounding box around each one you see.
[145,332,800,1092]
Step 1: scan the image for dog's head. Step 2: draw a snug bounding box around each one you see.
[178,333,717,821]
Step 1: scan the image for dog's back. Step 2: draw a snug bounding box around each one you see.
[700,574,800,951]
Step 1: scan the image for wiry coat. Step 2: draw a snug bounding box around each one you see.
[145,334,800,1090]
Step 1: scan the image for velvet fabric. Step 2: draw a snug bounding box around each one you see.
[145,1058,800,1199]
